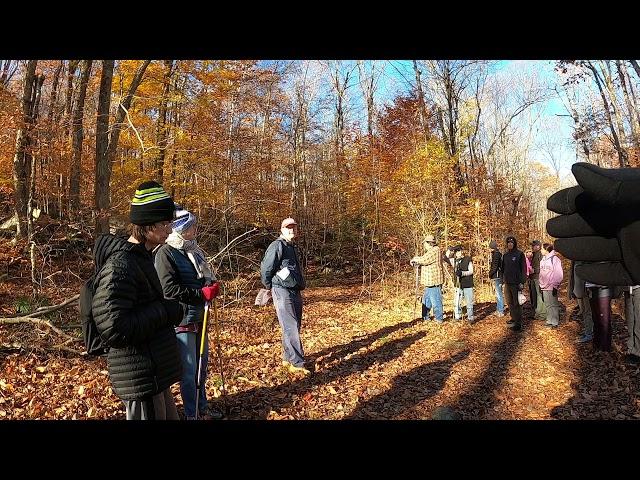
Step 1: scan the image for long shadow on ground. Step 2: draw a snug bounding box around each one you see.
[443,301,537,419]
[346,350,470,419]
[306,318,423,369]
[551,309,640,419]
[225,330,427,419]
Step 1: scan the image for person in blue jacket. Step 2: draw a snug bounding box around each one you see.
[261,217,309,375]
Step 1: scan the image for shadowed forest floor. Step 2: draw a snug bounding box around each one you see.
[1,275,639,420]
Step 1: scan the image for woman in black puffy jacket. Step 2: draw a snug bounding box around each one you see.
[92,181,183,420]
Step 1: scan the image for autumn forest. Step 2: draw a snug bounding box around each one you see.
[1,59,640,420]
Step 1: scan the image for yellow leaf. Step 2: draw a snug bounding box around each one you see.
[35,366,46,373]
[78,386,85,396]
[0,381,13,392]
[327,386,337,395]
[87,407,94,418]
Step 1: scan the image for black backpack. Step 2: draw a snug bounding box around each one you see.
[79,270,109,356]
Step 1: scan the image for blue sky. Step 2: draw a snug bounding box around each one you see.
[379,60,577,178]
[262,59,577,180]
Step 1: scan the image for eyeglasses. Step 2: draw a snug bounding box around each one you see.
[154,221,173,229]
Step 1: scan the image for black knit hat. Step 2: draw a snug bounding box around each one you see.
[129,181,175,226]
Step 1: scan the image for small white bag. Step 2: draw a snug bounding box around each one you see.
[518,291,527,305]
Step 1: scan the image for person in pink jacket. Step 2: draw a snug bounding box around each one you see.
[539,243,563,328]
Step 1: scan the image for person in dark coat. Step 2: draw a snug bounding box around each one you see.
[488,240,504,316]
[92,181,183,420]
[501,236,527,331]
[261,217,309,375]
[155,207,223,420]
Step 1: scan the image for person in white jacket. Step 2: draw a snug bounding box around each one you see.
[539,243,563,328]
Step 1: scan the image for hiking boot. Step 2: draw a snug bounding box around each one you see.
[545,323,558,329]
[505,318,515,325]
[575,334,593,344]
[496,311,505,317]
[508,323,522,331]
[200,405,224,420]
[624,353,640,365]
[288,364,311,376]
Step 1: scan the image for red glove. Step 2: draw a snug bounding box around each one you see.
[201,282,220,302]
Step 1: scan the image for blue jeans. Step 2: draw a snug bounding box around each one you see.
[493,277,504,314]
[176,329,208,418]
[454,287,474,320]
[272,286,305,367]
[422,285,444,321]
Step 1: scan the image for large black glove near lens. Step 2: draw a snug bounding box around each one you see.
[546,162,640,286]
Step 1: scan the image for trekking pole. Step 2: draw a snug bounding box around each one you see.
[212,299,229,415]
[195,300,210,420]
[413,265,419,319]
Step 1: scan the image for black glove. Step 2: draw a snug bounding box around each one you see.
[162,299,184,326]
[546,162,640,286]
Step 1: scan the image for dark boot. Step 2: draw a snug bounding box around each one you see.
[589,288,612,352]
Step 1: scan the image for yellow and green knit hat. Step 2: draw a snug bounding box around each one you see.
[129,181,175,226]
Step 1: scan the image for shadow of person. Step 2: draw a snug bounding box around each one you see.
[306,317,423,370]
[345,349,471,419]
[224,330,427,419]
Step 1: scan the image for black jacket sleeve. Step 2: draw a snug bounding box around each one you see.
[261,240,281,289]
[489,251,501,278]
[155,246,204,305]
[93,257,176,348]
[519,251,527,285]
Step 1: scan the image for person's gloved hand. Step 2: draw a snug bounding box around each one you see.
[201,282,221,302]
[162,299,184,326]
[546,162,640,285]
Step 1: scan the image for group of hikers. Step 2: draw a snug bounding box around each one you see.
[410,231,640,365]
[85,161,640,420]
[87,180,308,420]
[410,235,563,332]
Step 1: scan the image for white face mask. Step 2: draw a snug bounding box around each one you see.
[281,226,297,241]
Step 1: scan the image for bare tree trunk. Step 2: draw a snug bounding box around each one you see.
[40,61,63,217]
[629,60,640,80]
[616,60,640,155]
[586,61,627,167]
[412,60,430,141]
[69,60,93,214]
[326,60,353,226]
[95,60,115,234]
[0,60,19,88]
[600,61,629,156]
[95,60,151,234]
[63,60,79,136]
[153,60,175,182]
[13,60,38,238]
[358,60,381,239]
[47,61,63,125]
